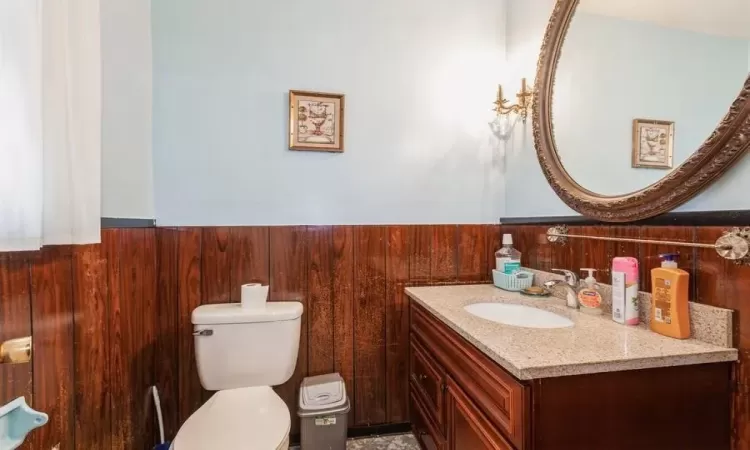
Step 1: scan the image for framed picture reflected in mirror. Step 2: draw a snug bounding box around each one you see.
[631,119,674,170]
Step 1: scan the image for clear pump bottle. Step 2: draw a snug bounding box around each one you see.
[495,234,522,274]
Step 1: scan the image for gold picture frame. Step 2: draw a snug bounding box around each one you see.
[631,119,674,170]
[289,90,345,152]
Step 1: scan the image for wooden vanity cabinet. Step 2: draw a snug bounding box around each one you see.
[409,301,733,450]
[411,302,528,450]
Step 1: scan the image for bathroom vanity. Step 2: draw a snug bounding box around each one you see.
[406,285,737,450]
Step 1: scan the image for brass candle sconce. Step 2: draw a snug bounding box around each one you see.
[493,78,533,121]
[489,78,533,141]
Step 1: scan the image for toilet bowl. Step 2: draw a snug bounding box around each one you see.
[171,387,290,450]
[171,301,303,450]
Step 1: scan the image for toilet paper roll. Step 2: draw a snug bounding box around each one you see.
[241,283,269,309]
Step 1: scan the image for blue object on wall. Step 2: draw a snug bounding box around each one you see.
[0,397,48,450]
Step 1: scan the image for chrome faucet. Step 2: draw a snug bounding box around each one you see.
[544,269,580,309]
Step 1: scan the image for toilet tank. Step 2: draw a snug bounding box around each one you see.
[192,302,303,391]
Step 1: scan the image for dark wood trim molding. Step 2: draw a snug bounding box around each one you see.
[532,0,750,222]
[500,210,750,227]
[347,422,413,439]
[100,217,156,228]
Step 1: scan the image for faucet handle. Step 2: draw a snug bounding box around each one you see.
[551,269,578,286]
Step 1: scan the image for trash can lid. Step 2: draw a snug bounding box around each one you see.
[299,373,347,411]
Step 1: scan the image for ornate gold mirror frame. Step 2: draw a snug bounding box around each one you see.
[533,0,750,222]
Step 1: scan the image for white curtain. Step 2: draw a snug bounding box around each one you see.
[0,0,101,251]
[0,1,43,251]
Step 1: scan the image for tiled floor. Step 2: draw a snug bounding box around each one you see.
[292,432,419,449]
[346,433,419,449]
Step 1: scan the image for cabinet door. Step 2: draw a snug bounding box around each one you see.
[411,336,446,429]
[411,389,445,450]
[446,376,514,450]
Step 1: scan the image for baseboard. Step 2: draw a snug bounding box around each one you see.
[347,422,412,439]
[289,422,412,446]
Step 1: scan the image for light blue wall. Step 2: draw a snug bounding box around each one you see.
[152,0,507,226]
[101,0,154,219]
[504,0,575,216]
[505,0,750,218]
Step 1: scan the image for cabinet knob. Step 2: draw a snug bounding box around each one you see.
[418,373,428,382]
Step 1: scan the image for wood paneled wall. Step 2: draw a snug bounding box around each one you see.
[0,232,159,450]
[2,223,749,449]
[0,225,499,450]
[501,224,750,450]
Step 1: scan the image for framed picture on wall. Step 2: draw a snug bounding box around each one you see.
[289,90,345,152]
[632,119,674,169]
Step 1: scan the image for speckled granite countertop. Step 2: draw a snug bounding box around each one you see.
[405,284,738,380]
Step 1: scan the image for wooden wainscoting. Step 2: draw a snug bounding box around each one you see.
[0,231,159,450]
[0,224,499,450]
[2,223,749,449]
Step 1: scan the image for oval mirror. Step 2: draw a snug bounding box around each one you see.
[534,0,750,222]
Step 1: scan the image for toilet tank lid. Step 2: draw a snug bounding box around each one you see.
[192,302,303,325]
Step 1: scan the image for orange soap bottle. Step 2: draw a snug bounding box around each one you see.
[650,253,690,339]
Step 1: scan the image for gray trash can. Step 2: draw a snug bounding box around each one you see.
[298,373,350,450]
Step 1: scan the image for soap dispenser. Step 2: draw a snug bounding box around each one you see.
[577,268,603,315]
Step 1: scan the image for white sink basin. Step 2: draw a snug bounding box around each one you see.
[464,303,574,329]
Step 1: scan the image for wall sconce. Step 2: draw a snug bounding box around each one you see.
[488,78,533,141]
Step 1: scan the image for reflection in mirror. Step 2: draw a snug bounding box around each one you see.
[553,0,750,196]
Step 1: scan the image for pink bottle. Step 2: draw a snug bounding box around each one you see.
[612,257,640,325]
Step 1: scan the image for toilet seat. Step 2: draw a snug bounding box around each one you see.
[171,386,290,450]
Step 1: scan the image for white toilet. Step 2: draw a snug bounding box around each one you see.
[170,301,303,450]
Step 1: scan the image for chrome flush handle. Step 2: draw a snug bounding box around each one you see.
[192,329,213,337]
